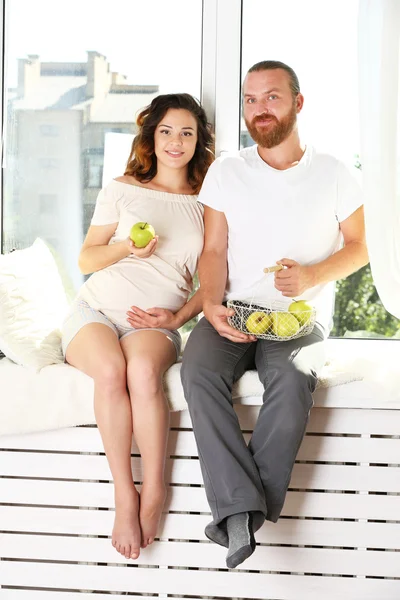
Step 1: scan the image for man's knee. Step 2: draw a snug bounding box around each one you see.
[266,364,315,413]
[286,363,318,394]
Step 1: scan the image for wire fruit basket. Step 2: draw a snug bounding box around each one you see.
[227,265,316,341]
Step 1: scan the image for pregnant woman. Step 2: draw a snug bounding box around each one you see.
[62,93,213,560]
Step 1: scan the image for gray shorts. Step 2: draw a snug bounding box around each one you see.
[62,299,182,360]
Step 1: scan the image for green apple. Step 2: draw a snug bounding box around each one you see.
[272,312,300,338]
[288,300,313,327]
[246,311,272,335]
[130,222,156,248]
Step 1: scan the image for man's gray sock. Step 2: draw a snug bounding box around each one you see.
[225,511,256,569]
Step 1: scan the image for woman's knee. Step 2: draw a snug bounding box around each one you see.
[94,359,127,393]
[127,358,164,397]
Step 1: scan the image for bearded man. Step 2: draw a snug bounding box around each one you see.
[181,61,368,568]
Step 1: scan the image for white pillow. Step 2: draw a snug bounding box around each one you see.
[0,238,70,371]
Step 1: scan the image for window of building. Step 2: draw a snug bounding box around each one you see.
[84,154,103,189]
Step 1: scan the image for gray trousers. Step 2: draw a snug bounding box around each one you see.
[181,316,327,525]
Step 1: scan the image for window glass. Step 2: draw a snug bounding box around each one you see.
[3,0,202,292]
[242,0,399,338]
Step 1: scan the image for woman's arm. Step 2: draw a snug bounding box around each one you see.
[126,287,203,331]
[78,224,158,275]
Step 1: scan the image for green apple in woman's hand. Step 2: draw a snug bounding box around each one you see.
[130,222,156,248]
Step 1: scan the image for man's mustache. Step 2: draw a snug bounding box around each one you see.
[252,113,277,124]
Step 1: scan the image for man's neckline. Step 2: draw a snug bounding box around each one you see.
[254,144,310,172]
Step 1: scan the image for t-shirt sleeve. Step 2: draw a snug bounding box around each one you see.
[90,182,121,226]
[335,161,364,223]
[198,160,224,213]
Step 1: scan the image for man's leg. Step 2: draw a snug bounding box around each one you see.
[181,317,268,535]
[251,326,327,522]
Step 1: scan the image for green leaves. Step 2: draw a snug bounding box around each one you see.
[332,265,400,338]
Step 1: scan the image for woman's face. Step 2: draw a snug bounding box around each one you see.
[154,108,198,170]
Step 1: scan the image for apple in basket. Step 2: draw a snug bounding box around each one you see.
[288,300,313,326]
[246,311,272,335]
[130,222,156,248]
[272,312,300,338]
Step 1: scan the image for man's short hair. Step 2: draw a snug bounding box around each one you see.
[247,61,300,98]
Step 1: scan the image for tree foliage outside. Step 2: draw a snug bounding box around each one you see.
[180,273,200,334]
[331,264,400,338]
[332,155,400,338]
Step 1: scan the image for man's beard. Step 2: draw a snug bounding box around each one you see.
[245,102,297,148]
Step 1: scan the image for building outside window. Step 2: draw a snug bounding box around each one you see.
[39,124,59,136]
[2,0,202,291]
[39,193,57,214]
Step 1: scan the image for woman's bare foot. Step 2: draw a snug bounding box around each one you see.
[112,488,141,560]
[139,482,167,548]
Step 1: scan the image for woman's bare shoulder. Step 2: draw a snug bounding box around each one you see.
[114,175,139,185]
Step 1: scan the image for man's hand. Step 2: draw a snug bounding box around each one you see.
[274,258,316,297]
[122,236,159,259]
[126,306,178,331]
[204,303,256,343]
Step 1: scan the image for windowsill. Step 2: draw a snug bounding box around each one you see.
[326,335,398,360]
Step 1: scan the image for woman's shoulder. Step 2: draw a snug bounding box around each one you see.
[103,176,146,198]
[113,175,141,186]
[112,176,200,202]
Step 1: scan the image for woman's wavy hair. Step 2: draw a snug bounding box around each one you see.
[125,93,214,194]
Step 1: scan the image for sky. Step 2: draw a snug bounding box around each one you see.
[6,0,360,162]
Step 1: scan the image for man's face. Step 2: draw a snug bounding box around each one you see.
[243,69,302,148]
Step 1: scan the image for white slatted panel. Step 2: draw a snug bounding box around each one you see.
[1,477,400,520]
[2,407,400,452]
[2,452,400,492]
[1,505,400,549]
[2,533,399,577]
[1,428,399,462]
[1,562,400,600]
[1,405,400,599]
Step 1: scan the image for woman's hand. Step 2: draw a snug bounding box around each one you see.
[126,305,179,331]
[122,236,159,259]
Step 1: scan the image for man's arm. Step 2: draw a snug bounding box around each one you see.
[200,206,255,342]
[275,206,369,297]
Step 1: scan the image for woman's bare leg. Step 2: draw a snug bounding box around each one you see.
[66,324,141,560]
[121,331,176,548]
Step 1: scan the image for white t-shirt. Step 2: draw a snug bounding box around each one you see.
[79,180,204,328]
[198,144,363,335]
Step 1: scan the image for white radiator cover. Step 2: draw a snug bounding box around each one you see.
[1,397,400,599]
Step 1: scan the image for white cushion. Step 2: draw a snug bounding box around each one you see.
[0,239,69,371]
[0,355,399,437]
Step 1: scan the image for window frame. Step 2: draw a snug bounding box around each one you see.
[0,0,4,251]
[0,0,396,345]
